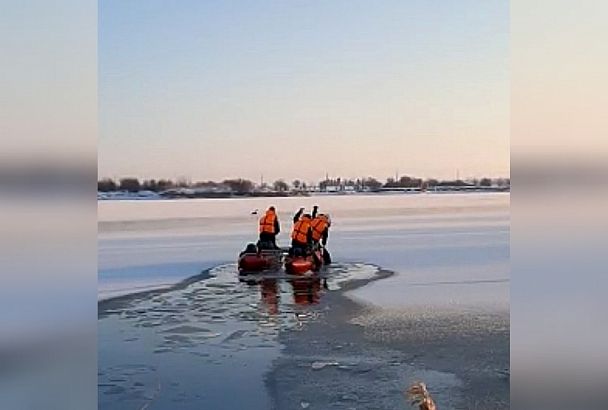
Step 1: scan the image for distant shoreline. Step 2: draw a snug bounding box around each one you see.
[98,188,509,201]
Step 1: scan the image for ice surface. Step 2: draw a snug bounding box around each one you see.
[98,193,509,409]
[99,193,509,309]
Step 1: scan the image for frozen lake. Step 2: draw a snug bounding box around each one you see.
[98,192,509,409]
[99,192,509,310]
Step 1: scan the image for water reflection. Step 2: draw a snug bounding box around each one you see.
[290,277,328,306]
[260,278,279,314]
[99,263,383,409]
[240,275,329,314]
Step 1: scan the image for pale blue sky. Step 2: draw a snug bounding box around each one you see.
[99,0,509,182]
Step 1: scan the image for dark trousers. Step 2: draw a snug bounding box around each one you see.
[259,232,278,249]
[290,239,310,256]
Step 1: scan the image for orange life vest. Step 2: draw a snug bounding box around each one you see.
[291,217,311,243]
[259,211,277,234]
[310,216,329,242]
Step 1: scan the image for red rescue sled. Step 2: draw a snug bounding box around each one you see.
[238,246,284,275]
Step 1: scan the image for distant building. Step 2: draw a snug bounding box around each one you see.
[192,184,231,194]
[378,187,422,193]
[255,185,273,193]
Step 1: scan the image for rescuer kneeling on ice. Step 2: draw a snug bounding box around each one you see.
[311,205,332,264]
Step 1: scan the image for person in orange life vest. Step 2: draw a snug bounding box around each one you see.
[310,205,331,247]
[258,206,280,249]
[311,205,332,265]
[290,208,313,254]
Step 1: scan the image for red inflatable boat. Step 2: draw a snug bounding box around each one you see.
[284,248,323,275]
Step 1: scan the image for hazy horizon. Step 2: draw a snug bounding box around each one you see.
[99,0,509,182]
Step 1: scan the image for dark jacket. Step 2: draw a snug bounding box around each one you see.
[293,208,304,223]
[320,227,329,246]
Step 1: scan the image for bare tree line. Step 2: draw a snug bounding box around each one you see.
[98,175,510,193]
